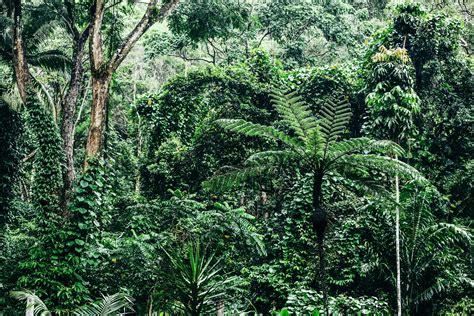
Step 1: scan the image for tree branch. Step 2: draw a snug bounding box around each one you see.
[107,0,180,73]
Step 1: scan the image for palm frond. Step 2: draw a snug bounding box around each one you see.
[270,89,318,142]
[10,291,51,316]
[215,118,302,147]
[73,293,134,316]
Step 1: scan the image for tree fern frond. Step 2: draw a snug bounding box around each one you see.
[270,89,318,141]
[340,154,427,183]
[328,138,405,160]
[318,97,351,146]
[28,50,70,71]
[203,165,273,192]
[245,150,297,166]
[215,119,302,147]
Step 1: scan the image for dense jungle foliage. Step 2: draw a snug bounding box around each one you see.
[0,0,472,315]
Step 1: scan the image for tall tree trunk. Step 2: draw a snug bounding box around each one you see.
[11,0,29,103]
[84,0,180,165]
[60,34,88,211]
[395,154,402,316]
[84,74,111,164]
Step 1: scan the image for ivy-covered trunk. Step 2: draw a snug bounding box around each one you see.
[311,169,328,314]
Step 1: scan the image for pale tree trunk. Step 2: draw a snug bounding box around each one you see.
[216,300,224,316]
[11,0,29,103]
[84,75,111,166]
[395,154,402,316]
[25,297,33,316]
[84,0,180,167]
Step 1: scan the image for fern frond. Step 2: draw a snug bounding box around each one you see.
[270,89,318,141]
[28,50,70,71]
[328,138,405,160]
[318,97,351,145]
[203,165,273,192]
[245,150,297,166]
[339,154,427,183]
[215,119,302,147]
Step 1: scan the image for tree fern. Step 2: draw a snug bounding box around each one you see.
[270,89,318,141]
[205,88,426,313]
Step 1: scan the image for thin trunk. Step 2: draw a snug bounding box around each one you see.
[395,154,402,316]
[135,111,142,194]
[147,294,153,316]
[74,78,90,132]
[61,35,88,211]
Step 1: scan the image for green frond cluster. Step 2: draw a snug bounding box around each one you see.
[246,150,297,166]
[215,119,301,147]
[10,291,51,316]
[340,154,427,184]
[319,97,351,146]
[203,165,272,191]
[270,89,318,142]
[328,138,405,159]
[73,293,135,316]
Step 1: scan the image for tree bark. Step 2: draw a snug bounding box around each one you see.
[11,0,29,103]
[60,26,90,211]
[84,0,180,165]
[85,74,111,165]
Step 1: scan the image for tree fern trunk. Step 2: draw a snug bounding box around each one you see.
[312,170,328,314]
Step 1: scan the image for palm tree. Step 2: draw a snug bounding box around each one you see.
[161,242,237,316]
[204,88,425,313]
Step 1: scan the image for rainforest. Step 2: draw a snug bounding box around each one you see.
[0,0,472,315]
